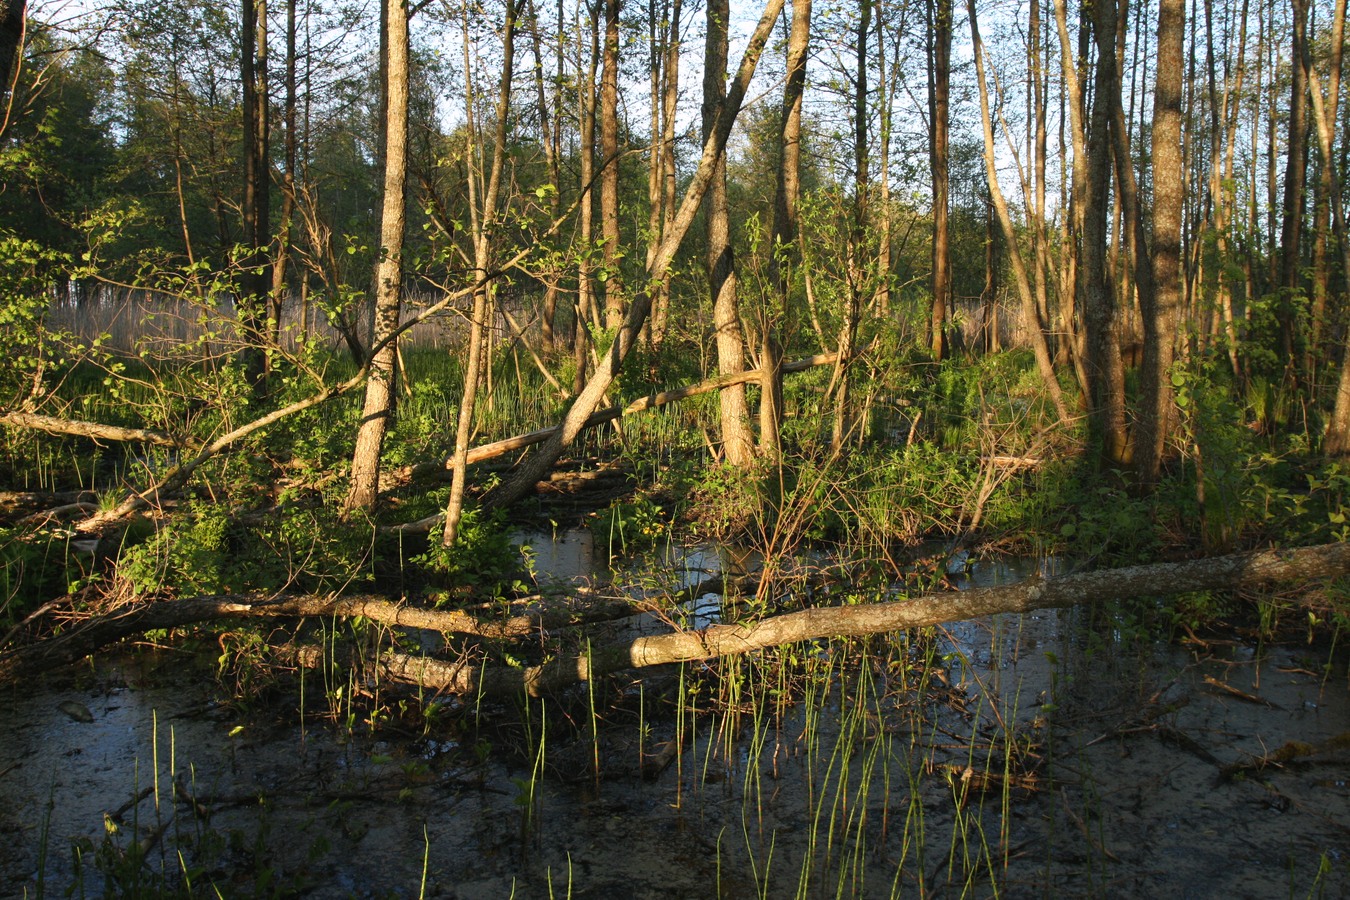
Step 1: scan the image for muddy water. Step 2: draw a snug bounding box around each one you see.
[1,539,1348,897]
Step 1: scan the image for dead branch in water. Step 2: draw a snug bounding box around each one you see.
[2,543,1347,693]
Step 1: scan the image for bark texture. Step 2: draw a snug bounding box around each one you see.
[343,0,409,514]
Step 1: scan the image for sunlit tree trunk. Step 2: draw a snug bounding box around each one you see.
[831,0,868,452]
[269,0,299,357]
[1300,0,1350,454]
[444,0,518,547]
[762,0,811,458]
[574,1,600,393]
[926,0,951,362]
[704,0,754,467]
[1,1,25,130]
[240,0,271,393]
[1279,0,1310,384]
[1052,0,1092,398]
[1076,0,1128,463]
[526,0,562,350]
[599,0,624,330]
[343,0,408,514]
[643,0,681,352]
[1137,0,1184,485]
[483,0,785,509]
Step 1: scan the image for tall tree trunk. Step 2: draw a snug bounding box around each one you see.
[1280,0,1311,384]
[704,0,754,467]
[574,0,601,392]
[240,0,271,394]
[599,0,625,330]
[982,193,1000,352]
[968,0,1069,421]
[1,1,26,128]
[1137,0,1185,484]
[342,0,409,515]
[270,0,299,355]
[762,0,812,458]
[832,0,869,452]
[926,0,951,362]
[526,0,562,350]
[1052,0,1092,397]
[1076,0,1129,464]
[444,0,518,546]
[1300,0,1350,454]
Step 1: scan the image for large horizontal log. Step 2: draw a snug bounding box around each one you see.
[2,542,1347,692]
[368,542,1350,696]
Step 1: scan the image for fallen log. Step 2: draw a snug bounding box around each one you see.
[364,542,1350,696]
[0,410,202,449]
[3,543,1347,693]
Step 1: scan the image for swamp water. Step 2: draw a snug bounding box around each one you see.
[2,536,1349,898]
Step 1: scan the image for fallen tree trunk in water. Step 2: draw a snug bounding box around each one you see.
[2,542,1348,691]
[364,542,1350,696]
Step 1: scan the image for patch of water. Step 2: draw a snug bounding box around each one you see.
[2,543,1348,896]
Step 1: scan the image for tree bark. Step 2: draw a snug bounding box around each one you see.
[342,0,409,515]
[1279,0,1311,383]
[704,0,754,467]
[0,0,22,117]
[926,0,952,362]
[240,0,271,393]
[599,0,625,330]
[0,411,201,449]
[762,0,812,458]
[1136,0,1185,484]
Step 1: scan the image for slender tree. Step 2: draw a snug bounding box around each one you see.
[444,0,518,546]
[762,0,811,458]
[704,0,754,466]
[0,0,24,122]
[599,0,624,330]
[1279,0,1310,382]
[240,0,271,392]
[343,0,409,514]
[967,0,1068,422]
[926,0,951,362]
[483,0,786,508]
[1137,0,1185,484]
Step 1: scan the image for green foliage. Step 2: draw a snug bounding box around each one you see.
[414,508,521,593]
[0,232,79,406]
[590,495,668,556]
[0,527,87,625]
[117,502,234,595]
[684,462,767,541]
[117,502,373,597]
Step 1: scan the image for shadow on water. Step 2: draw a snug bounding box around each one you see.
[2,536,1348,897]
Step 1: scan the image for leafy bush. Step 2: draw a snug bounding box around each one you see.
[413,507,521,594]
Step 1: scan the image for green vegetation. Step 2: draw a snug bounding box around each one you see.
[4,1,1350,893]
